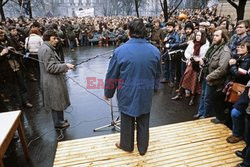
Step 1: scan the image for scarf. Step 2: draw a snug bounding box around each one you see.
[193,41,201,56]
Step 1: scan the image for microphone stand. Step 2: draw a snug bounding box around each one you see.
[93,98,120,132]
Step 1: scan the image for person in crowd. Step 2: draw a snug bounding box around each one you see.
[150,19,164,50]
[25,27,43,81]
[226,41,250,143]
[173,21,195,87]
[38,30,74,129]
[196,28,231,121]
[234,80,250,167]
[161,21,180,87]
[0,29,33,108]
[229,20,250,59]
[99,27,110,47]
[219,19,230,30]
[172,30,210,106]
[65,21,76,52]
[104,18,161,156]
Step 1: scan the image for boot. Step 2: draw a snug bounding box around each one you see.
[171,93,182,100]
[188,96,195,106]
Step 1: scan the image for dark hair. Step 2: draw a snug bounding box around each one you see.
[193,30,207,45]
[237,20,249,29]
[185,21,194,30]
[220,19,229,30]
[31,21,40,28]
[239,41,250,54]
[215,27,229,43]
[128,18,146,38]
[166,21,175,27]
[43,30,58,41]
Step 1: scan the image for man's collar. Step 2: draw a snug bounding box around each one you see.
[45,41,56,50]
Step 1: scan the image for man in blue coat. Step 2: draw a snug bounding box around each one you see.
[104,18,161,155]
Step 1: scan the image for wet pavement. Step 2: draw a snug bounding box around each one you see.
[2,46,198,167]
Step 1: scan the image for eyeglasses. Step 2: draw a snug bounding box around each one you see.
[237,45,247,49]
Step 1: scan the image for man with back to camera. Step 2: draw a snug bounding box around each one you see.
[104,18,161,156]
[38,30,74,129]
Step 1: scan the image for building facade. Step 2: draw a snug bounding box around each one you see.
[53,0,104,16]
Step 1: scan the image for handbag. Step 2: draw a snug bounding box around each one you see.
[227,83,245,103]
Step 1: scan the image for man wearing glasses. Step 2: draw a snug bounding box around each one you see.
[228,20,250,59]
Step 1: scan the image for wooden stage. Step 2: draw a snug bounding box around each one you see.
[53,118,245,167]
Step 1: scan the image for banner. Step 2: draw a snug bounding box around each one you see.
[75,8,95,17]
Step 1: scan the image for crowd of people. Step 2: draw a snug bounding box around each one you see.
[0,6,250,166]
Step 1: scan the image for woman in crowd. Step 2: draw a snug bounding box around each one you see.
[25,27,43,81]
[226,41,250,144]
[171,30,210,106]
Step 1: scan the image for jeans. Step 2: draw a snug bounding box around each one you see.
[231,108,245,137]
[198,80,207,116]
[204,83,226,120]
[68,39,75,50]
[164,60,175,82]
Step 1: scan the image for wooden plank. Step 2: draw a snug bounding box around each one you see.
[53,118,245,167]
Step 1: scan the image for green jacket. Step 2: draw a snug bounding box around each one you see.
[206,45,231,87]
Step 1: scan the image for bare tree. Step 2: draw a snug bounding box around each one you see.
[122,0,133,15]
[160,0,183,22]
[227,0,247,21]
[0,0,9,21]
[134,0,142,17]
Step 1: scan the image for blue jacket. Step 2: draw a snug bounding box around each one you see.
[104,38,161,117]
[228,34,250,58]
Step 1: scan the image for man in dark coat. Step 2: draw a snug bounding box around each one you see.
[104,19,161,155]
[38,30,74,129]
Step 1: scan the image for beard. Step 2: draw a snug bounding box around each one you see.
[213,38,223,45]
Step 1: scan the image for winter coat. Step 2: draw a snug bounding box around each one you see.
[38,42,70,111]
[185,40,210,64]
[206,45,231,87]
[25,34,43,54]
[229,54,250,85]
[104,38,161,117]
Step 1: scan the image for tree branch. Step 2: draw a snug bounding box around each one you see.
[160,0,164,10]
[169,0,183,16]
[226,0,238,9]
[9,0,19,5]
[2,0,9,6]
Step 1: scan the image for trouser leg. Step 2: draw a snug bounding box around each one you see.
[231,108,245,137]
[136,113,150,155]
[52,110,64,126]
[120,112,135,152]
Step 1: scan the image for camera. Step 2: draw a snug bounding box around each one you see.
[201,57,209,68]
[190,57,200,72]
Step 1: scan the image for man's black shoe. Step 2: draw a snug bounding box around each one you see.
[193,114,200,119]
[210,118,225,124]
[236,163,249,167]
[55,121,70,129]
[235,150,245,159]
